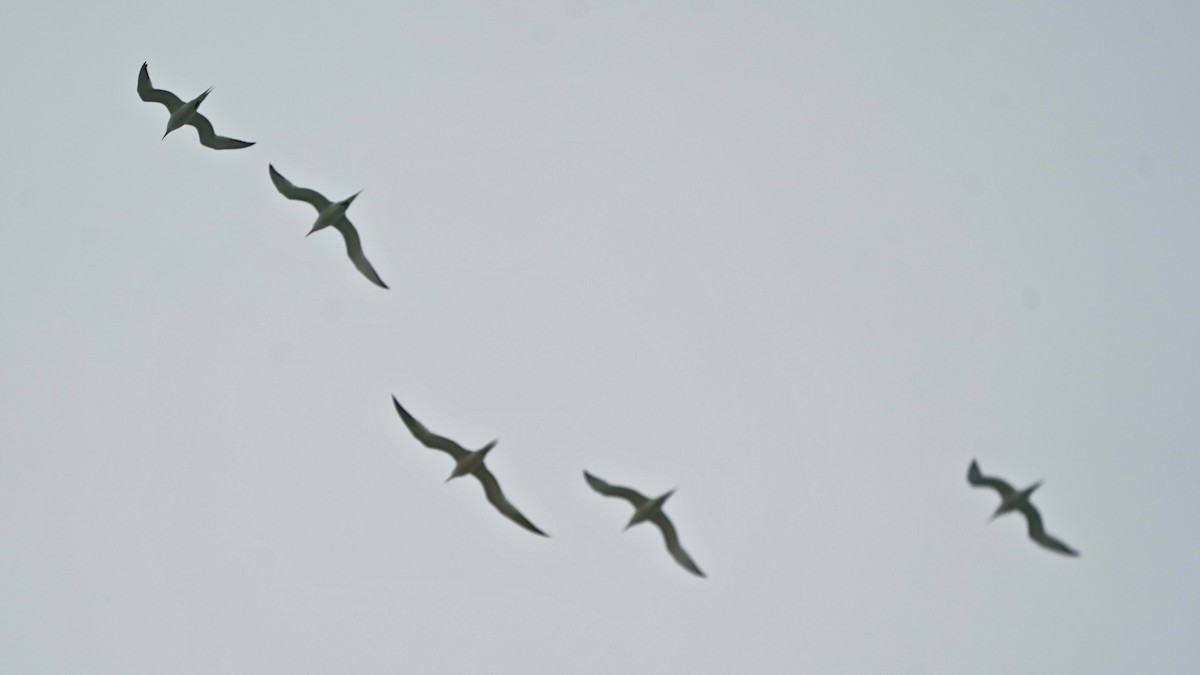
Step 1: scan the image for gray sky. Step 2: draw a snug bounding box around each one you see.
[3,1,1199,672]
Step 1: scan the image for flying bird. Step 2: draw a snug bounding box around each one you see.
[583,471,705,577]
[268,165,389,289]
[391,396,547,536]
[136,62,254,149]
[967,459,1079,557]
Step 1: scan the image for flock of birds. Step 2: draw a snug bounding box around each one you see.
[137,62,1080,578]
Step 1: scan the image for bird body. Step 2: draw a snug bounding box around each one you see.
[268,165,388,289]
[163,87,211,138]
[967,459,1079,557]
[309,191,362,236]
[392,396,547,537]
[137,63,254,149]
[626,490,674,530]
[446,440,497,482]
[584,471,705,577]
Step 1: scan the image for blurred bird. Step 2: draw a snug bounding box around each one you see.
[268,165,388,289]
[967,459,1079,557]
[136,62,254,149]
[583,470,706,577]
[391,396,547,536]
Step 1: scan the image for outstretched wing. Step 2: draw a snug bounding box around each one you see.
[137,62,183,111]
[472,465,549,536]
[391,396,468,461]
[268,164,332,211]
[331,218,388,289]
[967,459,1016,500]
[186,111,254,150]
[583,471,648,509]
[1017,501,1079,557]
[649,512,706,577]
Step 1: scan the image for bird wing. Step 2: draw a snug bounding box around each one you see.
[967,459,1016,500]
[583,471,649,509]
[268,165,333,211]
[471,464,549,536]
[185,111,254,150]
[331,218,389,289]
[1016,501,1079,557]
[649,511,706,577]
[391,396,468,461]
[137,62,183,111]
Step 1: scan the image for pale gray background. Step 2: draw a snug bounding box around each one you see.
[2,1,1198,673]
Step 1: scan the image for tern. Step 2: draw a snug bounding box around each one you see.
[967,459,1079,557]
[391,396,547,536]
[136,63,254,149]
[268,165,389,289]
[583,471,706,577]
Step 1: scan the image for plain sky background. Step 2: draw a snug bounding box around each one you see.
[3,1,1199,673]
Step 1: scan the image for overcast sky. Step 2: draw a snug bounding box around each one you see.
[3,1,1199,673]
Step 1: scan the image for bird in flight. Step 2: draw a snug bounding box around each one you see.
[136,62,254,150]
[967,459,1079,557]
[583,471,706,577]
[268,165,389,289]
[391,396,548,537]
